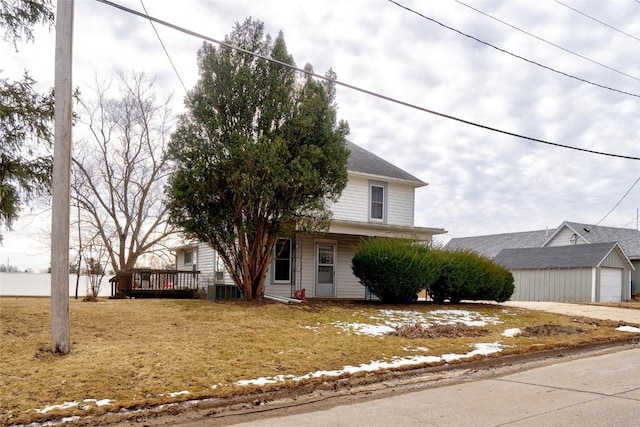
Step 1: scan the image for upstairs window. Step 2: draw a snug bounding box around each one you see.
[370,182,386,222]
[274,239,291,283]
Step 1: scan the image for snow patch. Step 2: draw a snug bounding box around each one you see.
[502,328,522,337]
[334,309,502,337]
[35,401,80,414]
[168,390,190,397]
[236,342,503,386]
[403,346,429,352]
[35,398,113,414]
[616,325,640,333]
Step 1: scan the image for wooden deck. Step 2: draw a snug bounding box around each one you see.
[110,269,201,299]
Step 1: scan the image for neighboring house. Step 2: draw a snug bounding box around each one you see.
[174,141,446,299]
[446,221,640,302]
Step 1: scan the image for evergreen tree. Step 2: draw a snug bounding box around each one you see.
[167,18,349,301]
[0,0,55,238]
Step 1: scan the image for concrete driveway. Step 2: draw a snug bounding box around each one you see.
[501,301,640,324]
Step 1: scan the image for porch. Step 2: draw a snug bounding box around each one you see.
[110,268,201,299]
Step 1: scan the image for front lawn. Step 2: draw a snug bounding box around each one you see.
[1,297,638,425]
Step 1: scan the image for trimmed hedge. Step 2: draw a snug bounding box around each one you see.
[351,238,441,303]
[427,249,514,304]
[351,240,514,304]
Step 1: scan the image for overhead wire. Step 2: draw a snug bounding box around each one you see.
[93,0,640,161]
[451,0,640,82]
[590,175,640,228]
[554,0,640,44]
[139,0,188,93]
[386,0,640,99]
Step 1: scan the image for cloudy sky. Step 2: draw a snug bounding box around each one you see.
[2,0,639,271]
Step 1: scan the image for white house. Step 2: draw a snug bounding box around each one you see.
[174,141,446,299]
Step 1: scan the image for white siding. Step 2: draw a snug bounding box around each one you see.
[387,182,414,226]
[330,175,368,222]
[546,227,587,247]
[176,248,196,270]
[196,243,217,286]
[330,174,416,226]
[335,235,367,299]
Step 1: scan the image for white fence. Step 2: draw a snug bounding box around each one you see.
[0,273,112,297]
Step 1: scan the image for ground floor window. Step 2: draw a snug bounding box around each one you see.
[184,250,193,265]
[274,239,291,283]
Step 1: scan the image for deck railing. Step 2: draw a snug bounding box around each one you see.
[110,268,201,298]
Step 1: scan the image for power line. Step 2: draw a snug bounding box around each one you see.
[451,0,640,82]
[591,175,640,228]
[554,0,640,44]
[386,0,640,99]
[139,0,188,93]
[93,0,640,161]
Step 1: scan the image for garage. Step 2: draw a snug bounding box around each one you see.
[495,242,633,303]
[600,268,622,302]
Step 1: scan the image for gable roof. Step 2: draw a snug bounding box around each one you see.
[494,242,632,270]
[445,229,552,258]
[346,141,426,186]
[543,221,640,259]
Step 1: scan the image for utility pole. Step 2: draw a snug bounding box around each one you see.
[51,0,74,354]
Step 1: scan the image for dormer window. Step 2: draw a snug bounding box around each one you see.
[369,181,387,222]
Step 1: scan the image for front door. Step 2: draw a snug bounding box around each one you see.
[316,243,336,297]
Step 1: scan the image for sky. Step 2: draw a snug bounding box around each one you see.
[1,0,639,272]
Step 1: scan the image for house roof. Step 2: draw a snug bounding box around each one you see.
[346,141,426,186]
[494,242,631,270]
[544,221,640,259]
[445,229,552,258]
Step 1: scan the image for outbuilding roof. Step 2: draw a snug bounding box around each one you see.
[494,242,631,270]
[346,141,426,186]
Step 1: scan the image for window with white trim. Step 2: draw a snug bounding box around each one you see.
[184,250,193,265]
[369,182,387,222]
[273,239,291,283]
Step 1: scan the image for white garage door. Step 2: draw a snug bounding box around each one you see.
[600,268,622,302]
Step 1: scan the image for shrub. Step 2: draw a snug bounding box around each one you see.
[352,238,441,303]
[427,249,514,304]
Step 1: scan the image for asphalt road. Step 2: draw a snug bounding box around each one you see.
[231,345,640,426]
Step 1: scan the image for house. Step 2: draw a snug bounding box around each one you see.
[446,221,640,302]
[174,141,446,299]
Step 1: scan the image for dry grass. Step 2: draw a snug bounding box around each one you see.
[0,297,636,425]
[389,322,489,339]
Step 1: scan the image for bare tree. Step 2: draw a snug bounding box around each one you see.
[72,70,176,273]
[82,240,107,301]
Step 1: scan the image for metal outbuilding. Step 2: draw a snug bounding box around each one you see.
[494,242,634,303]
